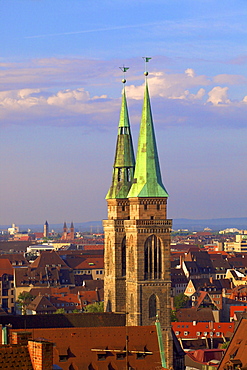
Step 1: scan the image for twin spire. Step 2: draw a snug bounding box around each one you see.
[106,63,168,200]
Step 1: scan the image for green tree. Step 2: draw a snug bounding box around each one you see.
[171,310,178,322]
[17,291,35,315]
[221,341,230,349]
[174,293,189,310]
[54,308,66,314]
[84,302,104,313]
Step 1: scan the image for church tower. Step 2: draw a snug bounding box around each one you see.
[104,64,173,367]
[43,220,49,238]
[103,71,135,313]
[125,71,173,366]
[63,222,67,240]
[70,221,75,240]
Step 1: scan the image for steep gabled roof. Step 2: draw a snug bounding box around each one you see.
[218,318,247,370]
[0,258,13,276]
[31,251,68,269]
[27,295,56,313]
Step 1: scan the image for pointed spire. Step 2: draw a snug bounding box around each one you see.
[128,78,168,198]
[106,77,135,199]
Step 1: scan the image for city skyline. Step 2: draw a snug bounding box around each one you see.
[0,0,247,224]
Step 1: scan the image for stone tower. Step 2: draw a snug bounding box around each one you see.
[103,83,135,313]
[103,71,173,368]
[63,222,67,240]
[70,221,75,240]
[43,220,49,238]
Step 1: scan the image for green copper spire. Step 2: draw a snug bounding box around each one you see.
[106,87,135,199]
[128,80,168,198]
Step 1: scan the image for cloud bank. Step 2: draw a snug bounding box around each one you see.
[0,59,246,129]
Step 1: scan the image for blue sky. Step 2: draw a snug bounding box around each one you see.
[0,0,247,225]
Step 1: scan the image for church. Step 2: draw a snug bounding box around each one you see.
[103,64,174,368]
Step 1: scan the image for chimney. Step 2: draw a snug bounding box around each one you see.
[28,340,53,370]
[12,331,32,345]
[2,324,12,345]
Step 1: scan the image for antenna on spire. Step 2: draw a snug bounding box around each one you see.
[119,65,129,84]
[142,57,152,77]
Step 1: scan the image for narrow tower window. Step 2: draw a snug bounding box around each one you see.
[149,294,157,318]
[118,168,122,182]
[144,235,162,280]
[126,168,131,182]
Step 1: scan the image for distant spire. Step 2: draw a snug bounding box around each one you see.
[106,68,135,199]
[43,220,49,238]
[128,62,168,198]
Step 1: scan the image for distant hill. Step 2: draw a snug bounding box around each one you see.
[0,218,246,233]
[172,218,247,231]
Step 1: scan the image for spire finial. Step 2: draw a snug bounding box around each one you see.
[142,57,152,77]
[119,65,129,84]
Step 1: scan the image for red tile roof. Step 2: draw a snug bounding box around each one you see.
[172,321,234,339]
[0,258,13,276]
[10,325,163,370]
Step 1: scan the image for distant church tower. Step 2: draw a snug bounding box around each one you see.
[103,65,173,367]
[70,221,75,240]
[63,222,67,240]
[43,221,49,238]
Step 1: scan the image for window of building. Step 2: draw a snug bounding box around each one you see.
[116,353,126,360]
[144,235,162,280]
[136,353,146,359]
[59,355,68,362]
[118,168,122,182]
[149,294,157,318]
[97,353,107,361]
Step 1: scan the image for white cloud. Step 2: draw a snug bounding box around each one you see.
[0,58,246,129]
[185,68,195,78]
[207,86,230,105]
[47,88,90,107]
[125,69,209,101]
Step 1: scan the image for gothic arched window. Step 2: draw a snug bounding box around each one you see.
[149,294,157,318]
[121,237,126,276]
[144,234,162,280]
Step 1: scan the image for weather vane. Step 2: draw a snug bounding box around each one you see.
[119,65,129,84]
[142,57,152,76]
